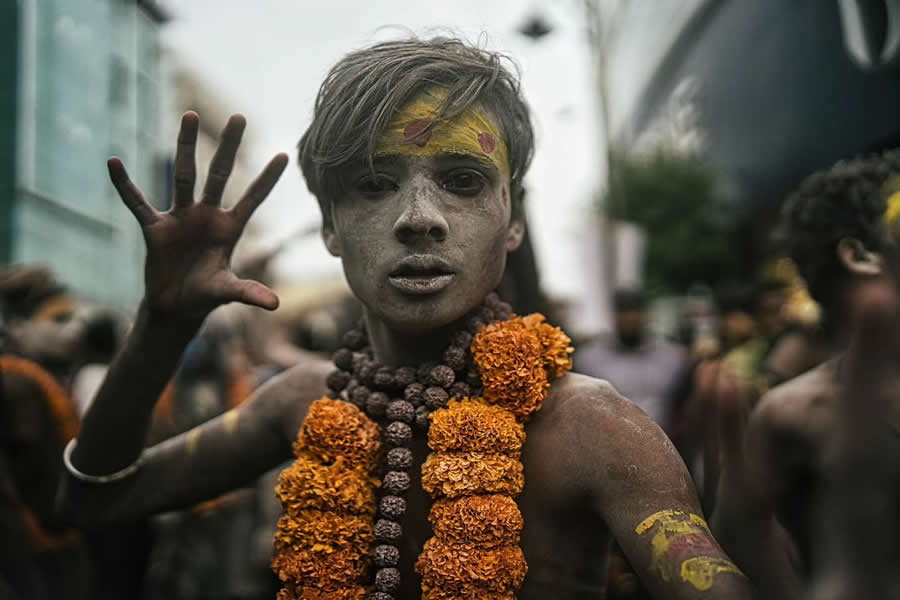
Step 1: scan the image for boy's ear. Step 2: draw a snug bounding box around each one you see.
[506,219,524,252]
[837,237,883,275]
[322,220,341,257]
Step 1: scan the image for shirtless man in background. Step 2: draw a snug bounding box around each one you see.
[713,151,900,599]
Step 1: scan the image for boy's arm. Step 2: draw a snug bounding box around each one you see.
[567,379,755,599]
[58,360,327,528]
[57,112,292,527]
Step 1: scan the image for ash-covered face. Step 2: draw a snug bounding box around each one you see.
[322,91,522,333]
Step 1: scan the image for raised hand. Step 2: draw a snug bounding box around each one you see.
[108,112,288,322]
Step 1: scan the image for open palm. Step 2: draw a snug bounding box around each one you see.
[108,112,288,321]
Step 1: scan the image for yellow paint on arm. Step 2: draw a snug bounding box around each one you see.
[681,557,744,591]
[223,409,240,434]
[186,429,200,456]
[635,509,743,591]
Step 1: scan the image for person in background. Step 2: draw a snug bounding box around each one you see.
[0,266,93,600]
[711,150,900,599]
[666,280,758,504]
[575,288,688,431]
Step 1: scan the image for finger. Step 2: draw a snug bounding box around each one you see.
[230,153,289,226]
[173,111,200,208]
[218,274,279,311]
[107,158,158,226]
[202,114,246,205]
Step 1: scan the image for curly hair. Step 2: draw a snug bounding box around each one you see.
[298,36,534,220]
[783,150,900,312]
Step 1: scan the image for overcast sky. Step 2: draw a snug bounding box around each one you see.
[158,0,605,315]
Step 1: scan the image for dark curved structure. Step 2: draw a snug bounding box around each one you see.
[628,0,900,257]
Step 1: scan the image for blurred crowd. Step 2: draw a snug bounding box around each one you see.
[0,249,350,600]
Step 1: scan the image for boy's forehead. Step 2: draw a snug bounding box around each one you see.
[360,151,497,172]
[374,87,509,177]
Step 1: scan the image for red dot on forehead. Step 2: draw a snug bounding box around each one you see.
[403,120,432,146]
[478,132,496,154]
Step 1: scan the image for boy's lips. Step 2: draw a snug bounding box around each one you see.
[389,255,456,295]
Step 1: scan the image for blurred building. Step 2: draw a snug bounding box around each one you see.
[1,0,168,308]
[599,0,900,265]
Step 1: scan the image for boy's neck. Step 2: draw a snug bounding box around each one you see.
[363,310,461,367]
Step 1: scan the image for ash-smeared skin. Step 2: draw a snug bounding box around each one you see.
[325,152,516,364]
[58,113,751,600]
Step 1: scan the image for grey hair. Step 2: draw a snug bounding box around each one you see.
[297,36,534,220]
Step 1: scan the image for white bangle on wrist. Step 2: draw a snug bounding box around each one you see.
[63,438,143,483]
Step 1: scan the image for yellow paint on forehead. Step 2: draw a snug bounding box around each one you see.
[884,190,900,226]
[375,87,510,177]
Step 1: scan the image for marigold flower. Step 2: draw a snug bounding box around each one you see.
[273,313,575,598]
[471,322,549,420]
[296,397,381,472]
[273,510,374,556]
[519,313,574,378]
[415,537,527,593]
[271,548,369,589]
[276,453,377,516]
[276,584,369,600]
[429,494,523,548]
[421,583,515,600]
[428,399,525,457]
[421,452,524,499]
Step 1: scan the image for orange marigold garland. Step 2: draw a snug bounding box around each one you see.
[273,398,381,598]
[427,399,525,457]
[416,313,573,599]
[519,313,575,378]
[421,451,525,498]
[429,494,523,548]
[297,398,382,473]
[416,537,528,592]
[276,454,377,516]
[274,300,574,600]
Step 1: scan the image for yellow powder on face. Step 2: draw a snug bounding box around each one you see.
[635,509,743,591]
[375,87,509,177]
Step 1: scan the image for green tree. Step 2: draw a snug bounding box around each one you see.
[604,148,740,295]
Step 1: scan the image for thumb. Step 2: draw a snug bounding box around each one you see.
[218,273,279,311]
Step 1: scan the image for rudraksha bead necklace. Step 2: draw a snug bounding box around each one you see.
[323,292,512,599]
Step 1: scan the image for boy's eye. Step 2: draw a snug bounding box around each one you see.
[442,169,486,196]
[356,174,398,197]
